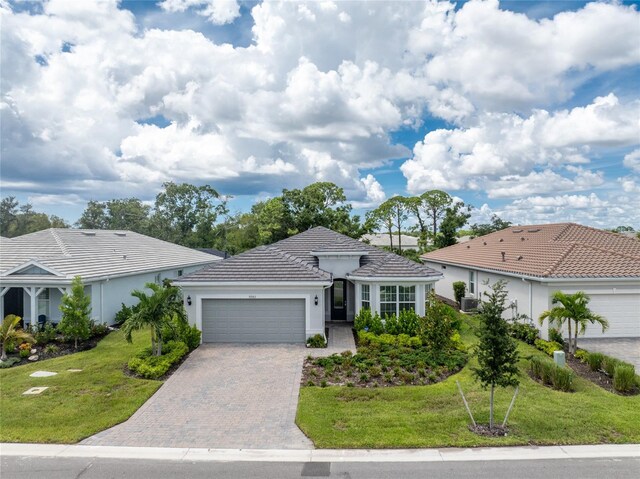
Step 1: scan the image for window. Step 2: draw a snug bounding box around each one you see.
[177,269,183,277]
[379,285,416,316]
[333,280,345,309]
[469,271,476,295]
[424,283,434,311]
[399,285,416,312]
[361,284,370,310]
[379,285,397,317]
[37,289,49,318]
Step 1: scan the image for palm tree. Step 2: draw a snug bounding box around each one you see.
[1,315,35,361]
[539,291,609,355]
[121,282,185,356]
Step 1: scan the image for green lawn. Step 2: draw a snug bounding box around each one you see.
[296,318,640,448]
[0,330,161,443]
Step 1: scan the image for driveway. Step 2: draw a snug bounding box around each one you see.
[578,338,640,370]
[82,344,313,449]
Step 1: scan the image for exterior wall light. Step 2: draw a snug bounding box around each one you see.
[186,295,192,306]
[314,295,319,306]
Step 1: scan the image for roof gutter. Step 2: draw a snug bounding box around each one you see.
[421,258,640,283]
[173,280,333,287]
[346,275,443,282]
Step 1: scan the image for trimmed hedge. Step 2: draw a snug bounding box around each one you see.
[307,334,327,348]
[128,340,189,379]
[613,364,636,393]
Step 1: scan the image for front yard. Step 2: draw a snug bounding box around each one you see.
[0,330,161,443]
[296,317,640,448]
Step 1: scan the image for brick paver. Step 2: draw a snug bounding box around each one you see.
[579,338,640,370]
[81,344,313,449]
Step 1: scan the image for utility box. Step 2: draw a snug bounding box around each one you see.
[461,297,479,312]
[553,350,566,368]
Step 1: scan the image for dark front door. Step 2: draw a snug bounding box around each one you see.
[331,279,347,321]
[4,288,24,318]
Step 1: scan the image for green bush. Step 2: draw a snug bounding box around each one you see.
[354,308,384,334]
[19,348,31,358]
[161,314,201,352]
[613,364,636,393]
[508,322,539,345]
[452,281,466,306]
[574,350,589,363]
[128,340,189,379]
[44,344,60,355]
[530,356,575,392]
[306,334,327,348]
[0,357,20,368]
[586,352,605,371]
[114,303,139,326]
[90,321,109,338]
[534,338,563,357]
[34,322,58,345]
[548,328,564,345]
[420,294,458,354]
[601,356,620,377]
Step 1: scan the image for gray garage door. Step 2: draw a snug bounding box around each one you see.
[201,298,306,343]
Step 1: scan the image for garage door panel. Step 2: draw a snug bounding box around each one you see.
[202,298,306,343]
[581,295,640,338]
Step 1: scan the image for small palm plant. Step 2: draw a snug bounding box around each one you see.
[539,291,609,355]
[1,315,35,361]
[122,281,186,356]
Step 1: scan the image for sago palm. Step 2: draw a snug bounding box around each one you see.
[1,315,35,361]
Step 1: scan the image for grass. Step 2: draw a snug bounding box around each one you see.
[0,330,161,443]
[296,316,640,448]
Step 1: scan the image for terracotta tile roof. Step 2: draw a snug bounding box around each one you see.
[421,223,640,279]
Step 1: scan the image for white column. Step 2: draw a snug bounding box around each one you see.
[0,286,9,320]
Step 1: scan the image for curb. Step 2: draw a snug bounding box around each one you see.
[1,443,639,463]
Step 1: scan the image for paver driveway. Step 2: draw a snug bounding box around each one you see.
[579,338,640,370]
[82,344,313,449]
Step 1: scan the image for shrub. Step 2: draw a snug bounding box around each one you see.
[114,303,137,326]
[508,322,539,345]
[90,321,109,338]
[128,340,189,379]
[574,349,589,363]
[306,334,327,348]
[613,364,636,393]
[420,293,457,354]
[601,356,621,377]
[44,344,60,355]
[0,357,20,368]
[369,366,382,377]
[586,352,605,371]
[534,338,563,357]
[34,322,58,345]
[548,328,564,345]
[162,314,201,352]
[58,276,92,349]
[19,348,31,358]
[354,308,384,334]
[530,356,575,392]
[452,281,466,306]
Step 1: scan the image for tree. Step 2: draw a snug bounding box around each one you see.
[0,315,34,361]
[366,201,395,250]
[539,291,609,355]
[405,196,429,250]
[76,200,108,229]
[121,281,186,356]
[0,197,69,237]
[0,196,19,235]
[421,190,454,241]
[435,202,471,248]
[58,276,92,349]
[149,182,228,247]
[472,280,520,430]
[368,197,409,252]
[611,226,635,233]
[470,215,512,237]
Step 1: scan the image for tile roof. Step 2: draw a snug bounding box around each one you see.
[180,226,441,282]
[0,229,220,281]
[421,223,640,279]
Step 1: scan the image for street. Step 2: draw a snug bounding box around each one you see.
[2,456,639,479]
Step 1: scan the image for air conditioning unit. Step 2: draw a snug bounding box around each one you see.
[461,297,479,312]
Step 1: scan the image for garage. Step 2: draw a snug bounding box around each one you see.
[581,294,640,338]
[201,298,306,343]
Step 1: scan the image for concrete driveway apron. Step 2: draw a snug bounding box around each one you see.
[82,344,313,449]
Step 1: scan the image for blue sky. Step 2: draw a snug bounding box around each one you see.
[1,0,639,228]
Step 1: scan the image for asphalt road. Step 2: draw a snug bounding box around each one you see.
[2,456,639,479]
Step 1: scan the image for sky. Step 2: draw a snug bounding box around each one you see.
[1,0,639,228]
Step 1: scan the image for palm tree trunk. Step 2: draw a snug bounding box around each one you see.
[74,337,78,350]
[1,344,7,361]
[573,320,579,355]
[151,329,156,355]
[567,320,572,355]
[489,384,495,430]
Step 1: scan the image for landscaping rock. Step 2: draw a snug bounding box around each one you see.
[30,348,37,354]
[22,387,48,395]
[28,354,39,361]
[30,371,58,378]
[67,369,83,372]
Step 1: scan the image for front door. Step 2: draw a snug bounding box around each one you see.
[331,279,347,321]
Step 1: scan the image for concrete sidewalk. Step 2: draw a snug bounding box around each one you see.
[2,443,639,463]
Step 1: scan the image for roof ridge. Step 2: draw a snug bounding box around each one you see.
[551,223,575,242]
[266,245,329,278]
[577,242,640,262]
[542,242,576,277]
[50,229,71,257]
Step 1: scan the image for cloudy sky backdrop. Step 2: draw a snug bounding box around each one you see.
[1,0,639,227]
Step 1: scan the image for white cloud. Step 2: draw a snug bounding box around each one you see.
[159,0,241,25]
[624,149,640,173]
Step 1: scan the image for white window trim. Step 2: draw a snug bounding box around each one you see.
[378,284,417,317]
[469,270,477,297]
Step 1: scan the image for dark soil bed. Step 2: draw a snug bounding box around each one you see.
[566,352,639,396]
[469,424,509,437]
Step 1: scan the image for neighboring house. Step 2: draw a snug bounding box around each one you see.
[176,226,441,343]
[361,233,419,251]
[0,229,220,326]
[422,223,640,339]
[197,248,230,259]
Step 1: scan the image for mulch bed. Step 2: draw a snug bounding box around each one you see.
[436,295,459,310]
[469,424,509,437]
[566,352,639,396]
